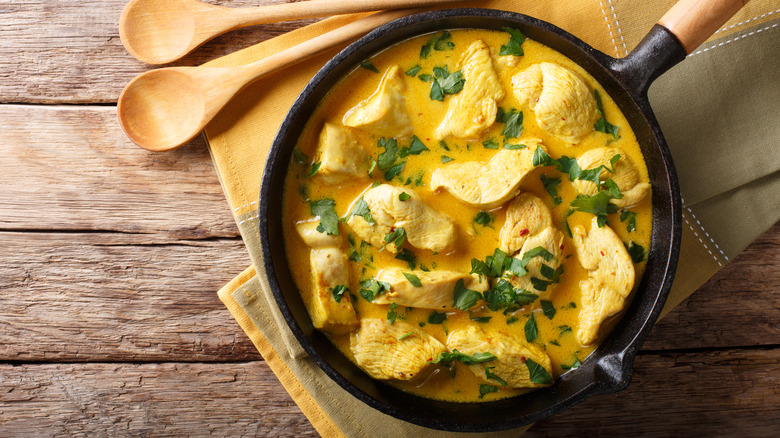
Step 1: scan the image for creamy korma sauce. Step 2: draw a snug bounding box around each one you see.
[281,29,651,402]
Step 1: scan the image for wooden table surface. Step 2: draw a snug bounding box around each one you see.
[1,1,778,436]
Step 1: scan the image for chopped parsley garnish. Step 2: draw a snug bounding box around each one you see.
[359,279,391,302]
[292,148,308,165]
[496,107,523,138]
[499,27,526,56]
[398,331,414,340]
[403,272,422,287]
[503,143,525,150]
[594,90,620,138]
[549,340,561,346]
[474,211,494,227]
[360,59,379,73]
[305,161,321,178]
[398,192,411,201]
[506,316,519,324]
[531,264,564,292]
[569,190,620,227]
[620,209,637,232]
[541,300,556,320]
[556,154,620,186]
[395,248,417,269]
[441,155,454,163]
[469,312,492,323]
[430,349,497,366]
[420,31,454,58]
[405,64,422,77]
[376,137,399,170]
[524,313,538,342]
[384,161,405,181]
[558,325,573,336]
[541,174,563,206]
[478,384,499,399]
[482,139,499,149]
[384,227,407,249]
[533,145,558,167]
[625,241,647,263]
[526,359,553,384]
[427,311,447,324]
[452,279,483,311]
[485,367,508,386]
[345,197,375,225]
[387,303,400,324]
[438,140,450,151]
[308,198,339,235]
[429,66,465,101]
[399,135,430,157]
[330,285,349,303]
[484,279,539,313]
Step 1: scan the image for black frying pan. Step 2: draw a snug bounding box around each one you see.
[259,0,745,431]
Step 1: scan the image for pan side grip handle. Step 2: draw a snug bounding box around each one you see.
[612,0,749,95]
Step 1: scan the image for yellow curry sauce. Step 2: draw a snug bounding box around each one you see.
[281,29,651,402]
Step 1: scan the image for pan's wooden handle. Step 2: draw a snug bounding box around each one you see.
[658,0,751,53]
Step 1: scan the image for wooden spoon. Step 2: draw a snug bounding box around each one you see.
[120,0,461,64]
[118,9,411,152]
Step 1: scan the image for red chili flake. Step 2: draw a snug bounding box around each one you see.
[562,117,566,121]
[519,228,530,237]
[520,356,526,363]
[600,250,605,256]
[389,226,396,232]
[535,98,539,103]
[560,244,565,250]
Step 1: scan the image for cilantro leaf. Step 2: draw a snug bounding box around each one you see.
[308,198,339,235]
[360,59,379,73]
[405,64,422,77]
[561,354,582,371]
[541,300,556,320]
[625,241,647,263]
[399,192,411,201]
[395,248,417,269]
[483,279,539,313]
[569,191,619,227]
[524,313,538,342]
[452,279,483,311]
[482,139,499,149]
[594,90,620,138]
[473,211,494,229]
[359,279,391,302]
[428,311,447,324]
[479,384,499,399]
[401,135,429,156]
[499,27,525,56]
[504,143,526,150]
[496,108,523,138]
[533,145,558,167]
[526,358,553,384]
[330,285,349,303]
[384,227,407,249]
[403,272,422,287]
[376,138,399,170]
[305,161,321,178]
[469,312,492,323]
[293,148,308,165]
[345,197,375,225]
[485,367,508,386]
[541,174,563,206]
[620,209,637,232]
[433,31,455,51]
[430,349,497,366]
[387,303,400,324]
[441,155,454,163]
[398,331,414,340]
[384,160,406,181]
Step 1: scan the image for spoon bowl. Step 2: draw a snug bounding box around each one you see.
[119,0,201,65]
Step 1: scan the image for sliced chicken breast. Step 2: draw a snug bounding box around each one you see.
[571,216,636,345]
[372,268,488,309]
[512,62,599,144]
[313,122,371,184]
[351,318,446,380]
[430,139,544,208]
[305,248,359,334]
[435,40,505,140]
[295,220,343,249]
[343,65,413,138]
[346,184,456,253]
[573,147,651,208]
[446,325,553,388]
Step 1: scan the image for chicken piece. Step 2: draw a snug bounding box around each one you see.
[351,318,445,380]
[430,139,544,208]
[345,184,456,253]
[372,268,488,309]
[572,216,636,345]
[295,220,342,249]
[573,147,651,208]
[313,123,370,184]
[343,65,413,138]
[435,40,505,140]
[498,193,553,255]
[446,325,553,389]
[512,62,599,144]
[305,248,359,334]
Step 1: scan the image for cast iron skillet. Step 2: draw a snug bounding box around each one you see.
[259,0,744,431]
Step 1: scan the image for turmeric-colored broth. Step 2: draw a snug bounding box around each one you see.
[281,29,651,402]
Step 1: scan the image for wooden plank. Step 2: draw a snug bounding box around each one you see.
[527,348,780,437]
[0,361,318,437]
[1,349,777,437]
[645,221,780,350]
[0,232,257,362]
[0,105,239,239]
[0,0,318,103]
[0,226,776,362]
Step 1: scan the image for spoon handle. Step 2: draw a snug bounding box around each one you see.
[228,0,461,27]
[658,0,750,53]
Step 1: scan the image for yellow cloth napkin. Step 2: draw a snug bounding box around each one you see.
[202,0,780,435]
